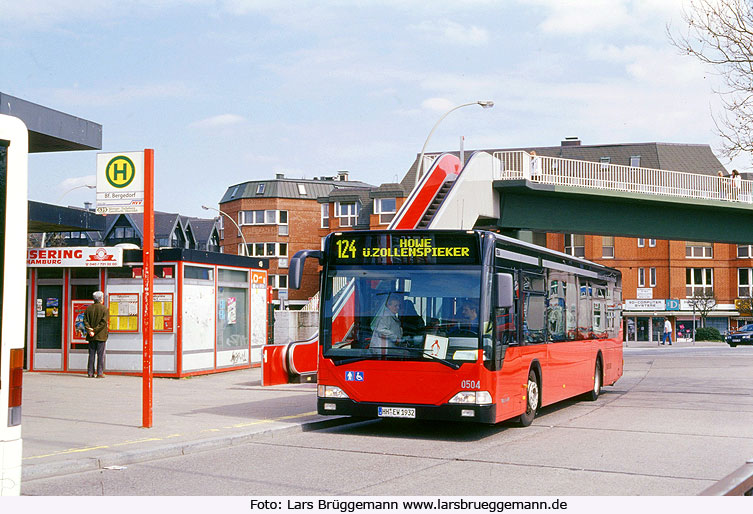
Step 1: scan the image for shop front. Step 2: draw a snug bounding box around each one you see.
[26,247,268,377]
[623,298,736,342]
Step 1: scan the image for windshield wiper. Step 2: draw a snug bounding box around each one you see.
[329,347,460,370]
[331,356,371,366]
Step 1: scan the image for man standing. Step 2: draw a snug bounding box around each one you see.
[662,317,673,346]
[84,291,109,378]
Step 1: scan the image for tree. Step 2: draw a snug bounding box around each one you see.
[668,0,753,159]
[688,289,717,327]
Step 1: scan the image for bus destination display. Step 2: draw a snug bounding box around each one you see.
[330,233,479,265]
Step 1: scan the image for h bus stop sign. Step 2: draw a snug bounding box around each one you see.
[96,151,145,214]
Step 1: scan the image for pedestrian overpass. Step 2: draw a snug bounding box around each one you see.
[389,150,753,244]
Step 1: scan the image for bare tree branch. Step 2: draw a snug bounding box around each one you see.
[669,0,753,158]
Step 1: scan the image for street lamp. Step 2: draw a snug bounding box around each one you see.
[201,205,249,256]
[58,184,96,202]
[415,100,494,187]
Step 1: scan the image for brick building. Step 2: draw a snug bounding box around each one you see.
[218,172,377,307]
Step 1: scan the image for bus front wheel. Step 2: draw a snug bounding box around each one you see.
[518,369,539,427]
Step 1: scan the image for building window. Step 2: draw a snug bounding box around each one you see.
[686,241,712,258]
[738,245,753,258]
[739,268,753,297]
[638,268,646,287]
[602,236,614,258]
[230,185,239,198]
[242,242,289,258]
[336,201,359,227]
[374,197,397,225]
[256,184,265,195]
[630,155,641,167]
[564,234,585,258]
[637,238,644,248]
[297,183,307,195]
[278,210,288,236]
[686,268,713,297]
[600,157,611,169]
[649,239,656,247]
[650,267,657,287]
[321,203,329,228]
[271,274,288,290]
[239,210,287,228]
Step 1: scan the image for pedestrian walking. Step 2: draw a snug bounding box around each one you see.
[661,317,673,345]
[83,290,109,378]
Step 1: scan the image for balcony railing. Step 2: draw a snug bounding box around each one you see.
[424,151,752,204]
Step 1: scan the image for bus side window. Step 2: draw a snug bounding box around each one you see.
[547,272,567,342]
[522,272,546,343]
[577,279,593,339]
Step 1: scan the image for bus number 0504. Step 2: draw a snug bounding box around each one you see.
[461,380,480,389]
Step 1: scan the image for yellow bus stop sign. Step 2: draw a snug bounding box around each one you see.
[105,155,136,188]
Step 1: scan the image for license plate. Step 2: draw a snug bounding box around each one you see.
[378,407,416,418]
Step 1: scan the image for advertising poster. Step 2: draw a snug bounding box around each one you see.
[227,297,237,325]
[71,300,94,345]
[46,297,59,317]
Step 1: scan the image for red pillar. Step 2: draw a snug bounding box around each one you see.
[142,149,154,428]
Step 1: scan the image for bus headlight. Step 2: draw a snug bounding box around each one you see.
[317,385,350,399]
[449,391,492,405]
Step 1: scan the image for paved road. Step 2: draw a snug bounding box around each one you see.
[22,345,753,496]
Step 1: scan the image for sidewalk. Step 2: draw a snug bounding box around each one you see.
[623,338,729,349]
[20,367,342,482]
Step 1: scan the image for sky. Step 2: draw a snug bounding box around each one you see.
[1,0,747,217]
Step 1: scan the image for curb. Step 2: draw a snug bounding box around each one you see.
[22,417,358,482]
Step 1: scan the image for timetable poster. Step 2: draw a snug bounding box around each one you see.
[108,293,140,332]
[153,293,174,332]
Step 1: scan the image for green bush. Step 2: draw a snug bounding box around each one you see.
[695,326,723,341]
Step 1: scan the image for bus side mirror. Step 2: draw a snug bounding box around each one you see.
[495,273,514,309]
[288,249,323,290]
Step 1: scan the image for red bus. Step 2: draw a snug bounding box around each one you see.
[289,230,622,425]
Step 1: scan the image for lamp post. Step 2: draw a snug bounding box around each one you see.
[415,100,494,187]
[58,184,96,202]
[201,205,249,256]
[40,184,98,248]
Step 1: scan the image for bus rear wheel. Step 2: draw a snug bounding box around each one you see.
[585,359,602,401]
[518,369,539,427]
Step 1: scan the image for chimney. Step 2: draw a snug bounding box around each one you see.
[276,173,285,179]
[337,170,349,181]
[561,137,581,147]
[84,201,92,211]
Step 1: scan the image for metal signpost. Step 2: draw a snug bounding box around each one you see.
[95,149,154,428]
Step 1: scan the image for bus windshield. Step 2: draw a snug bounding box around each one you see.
[321,266,487,365]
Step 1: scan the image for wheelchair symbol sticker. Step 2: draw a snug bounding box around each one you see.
[346,371,364,381]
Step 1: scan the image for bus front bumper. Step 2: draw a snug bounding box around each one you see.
[317,398,497,424]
